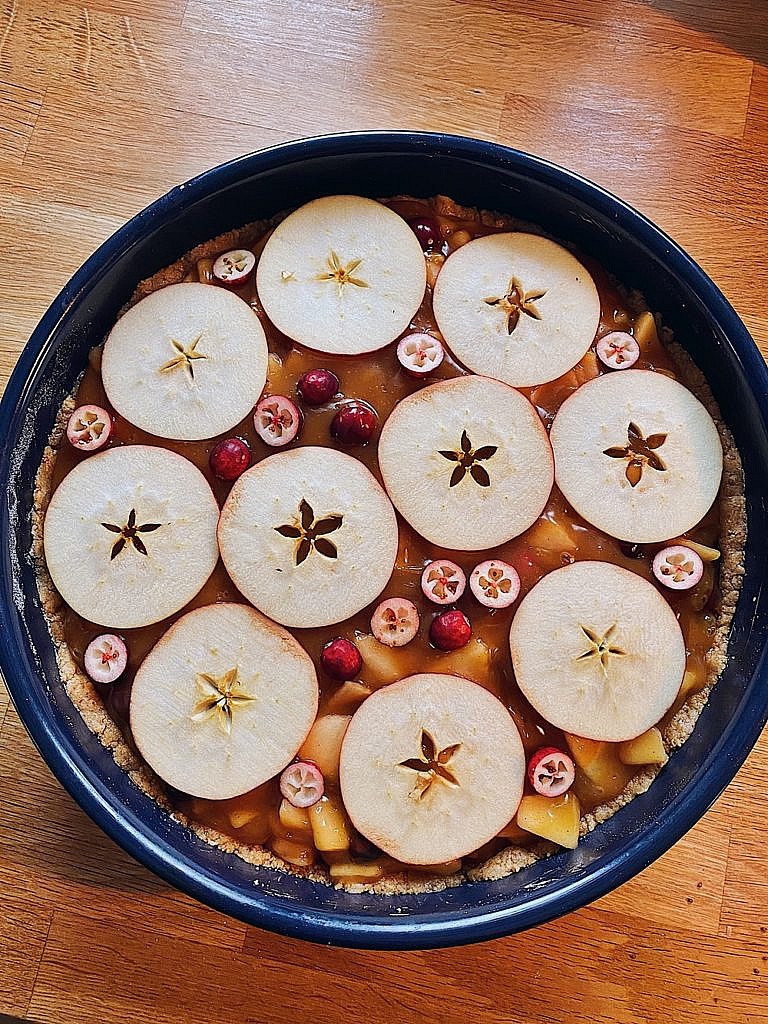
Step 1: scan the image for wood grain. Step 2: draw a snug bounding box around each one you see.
[1,0,767,1020]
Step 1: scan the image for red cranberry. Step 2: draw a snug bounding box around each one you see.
[298,368,340,406]
[321,637,363,680]
[429,609,471,651]
[409,217,441,251]
[330,401,378,445]
[209,437,251,481]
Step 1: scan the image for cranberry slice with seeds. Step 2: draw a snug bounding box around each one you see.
[652,545,704,590]
[321,637,363,680]
[279,761,325,808]
[596,331,640,370]
[371,598,420,647]
[84,634,128,684]
[212,248,256,287]
[469,559,521,609]
[254,395,302,447]
[397,333,445,377]
[66,405,113,453]
[421,560,466,605]
[429,609,471,651]
[297,368,340,406]
[527,747,575,798]
[330,401,378,445]
[209,436,251,481]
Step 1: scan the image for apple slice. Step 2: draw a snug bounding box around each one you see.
[256,195,426,355]
[378,375,553,550]
[101,283,268,441]
[339,673,525,865]
[510,560,685,742]
[432,232,600,387]
[130,602,318,800]
[218,446,398,628]
[550,369,723,543]
[43,445,219,629]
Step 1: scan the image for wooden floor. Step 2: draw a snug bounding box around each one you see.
[2,0,768,1020]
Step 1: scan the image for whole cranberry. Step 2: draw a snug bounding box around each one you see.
[298,368,340,406]
[330,401,378,445]
[209,436,251,481]
[430,609,471,651]
[408,216,441,251]
[321,637,363,680]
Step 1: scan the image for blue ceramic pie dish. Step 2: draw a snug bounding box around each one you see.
[1,132,767,950]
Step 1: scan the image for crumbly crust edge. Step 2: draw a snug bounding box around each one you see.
[30,197,746,896]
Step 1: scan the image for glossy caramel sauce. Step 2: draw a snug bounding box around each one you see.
[48,198,720,876]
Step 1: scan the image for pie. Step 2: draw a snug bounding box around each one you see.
[32,193,745,894]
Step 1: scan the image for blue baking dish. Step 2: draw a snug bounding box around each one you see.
[1,132,767,949]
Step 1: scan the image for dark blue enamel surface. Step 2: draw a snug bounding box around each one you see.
[1,133,767,950]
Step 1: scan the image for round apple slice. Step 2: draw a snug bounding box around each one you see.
[130,603,318,800]
[433,232,600,387]
[550,369,723,543]
[43,445,219,629]
[378,375,553,550]
[256,195,426,355]
[101,283,268,441]
[218,446,399,628]
[509,560,685,742]
[339,673,525,865]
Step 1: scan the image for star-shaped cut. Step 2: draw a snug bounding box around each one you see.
[190,666,258,736]
[159,334,208,380]
[274,498,343,566]
[603,422,667,487]
[438,429,498,488]
[575,624,626,676]
[399,729,462,800]
[101,507,162,560]
[316,250,369,293]
[484,276,547,334]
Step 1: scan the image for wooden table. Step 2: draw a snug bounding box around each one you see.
[1,1,767,1021]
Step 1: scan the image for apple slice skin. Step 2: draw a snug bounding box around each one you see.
[378,375,554,550]
[550,369,723,543]
[43,445,219,629]
[130,602,318,801]
[509,560,686,743]
[217,446,399,629]
[339,673,526,865]
[432,232,600,388]
[101,283,269,441]
[256,195,427,355]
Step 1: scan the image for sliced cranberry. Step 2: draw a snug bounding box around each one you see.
[371,598,419,647]
[209,436,251,481]
[429,609,471,651]
[212,249,256,287]
[408,216,441,251]
[254,395,302,447]
[652,545,704,590]
[469,559,521,609]
[330,401,378,445]
[527,747,575,797]
[84,634,128,684]
[279,761,325,808]
[397,333,445,377]
[297,368,340,406]
[421,560,467,605]
[596,331,640,370]
[66,405,113,452]
[321,638,363,680]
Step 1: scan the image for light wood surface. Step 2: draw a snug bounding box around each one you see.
[1,0,768,1020]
